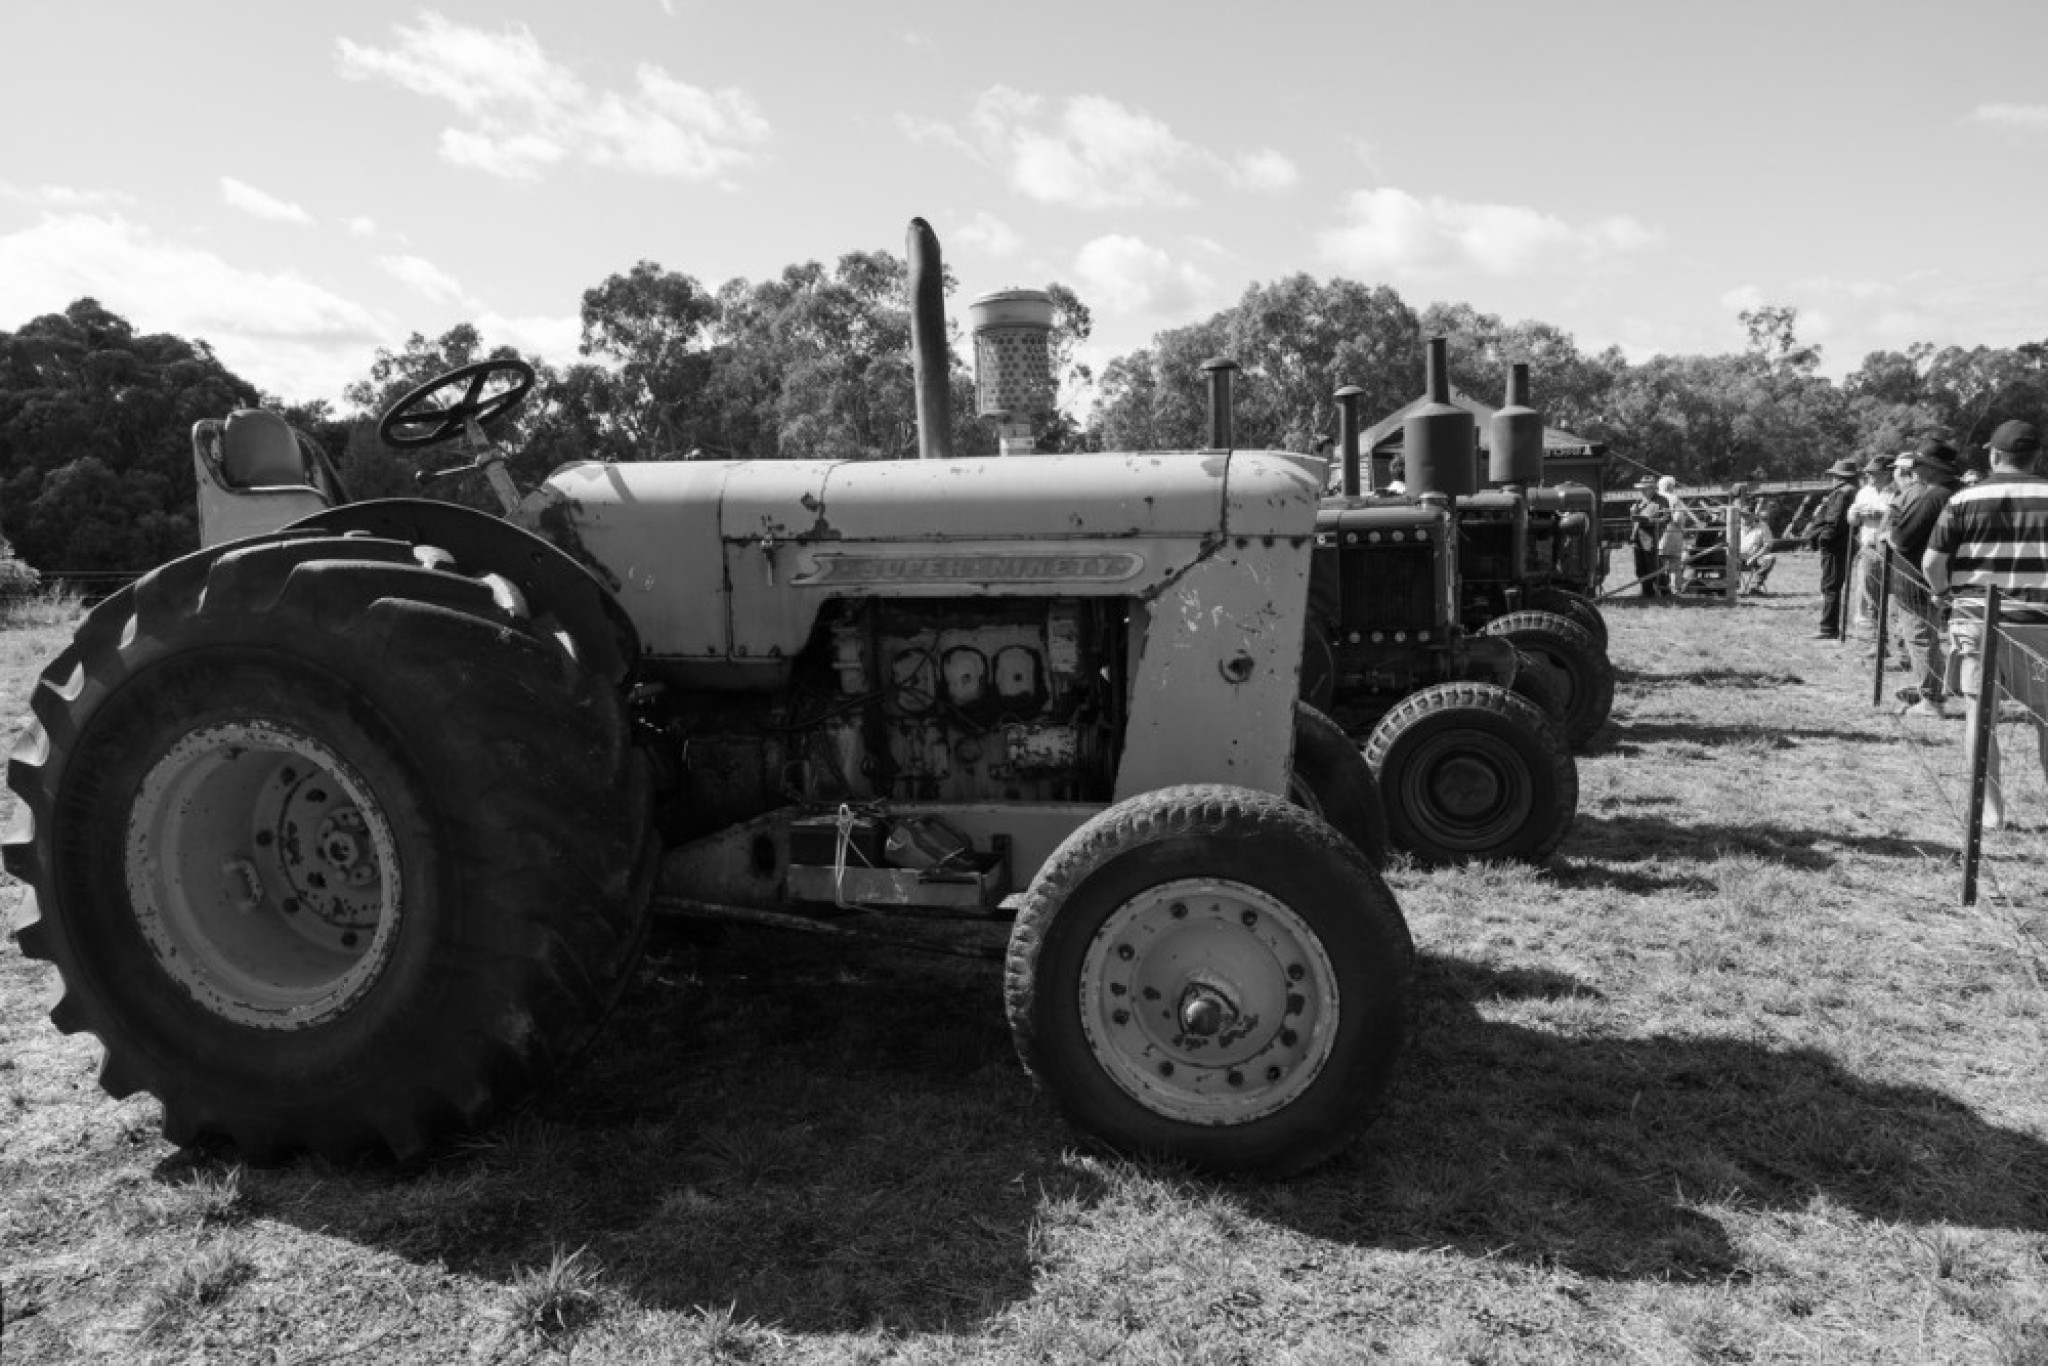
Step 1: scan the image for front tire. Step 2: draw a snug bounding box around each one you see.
[1004,786,1411,1176]
[1364,682,1577,866]
[5,533,654,1163]
[1479,610,1615,748]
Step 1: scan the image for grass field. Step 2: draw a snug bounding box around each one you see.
[3,552,2046,1364]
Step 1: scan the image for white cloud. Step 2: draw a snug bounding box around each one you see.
[1227,148,1299,194]
[478,310,582,369]
[336,14,769,183]
[0,211,383,402]
[221,176,313,225]
[1072,234,1218,316]
[1318,187,1661,280]
[909,87,1292,210]
[347,215,379,237]
[1719,284,1766,314]
[378,254,472,307]
[955,211,1022,258]
[1,182,138,211]
[1967,103,2048,130]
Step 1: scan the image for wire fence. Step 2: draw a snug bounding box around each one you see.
[1863,553,2048,979]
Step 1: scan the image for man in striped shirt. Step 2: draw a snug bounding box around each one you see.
[1922,421,2048,828]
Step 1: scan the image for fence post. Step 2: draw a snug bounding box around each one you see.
[1962,588,2003,906]
[1724,497,1741,604]
[1871,546,1894,706]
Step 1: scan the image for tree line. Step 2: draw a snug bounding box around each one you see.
[2,254,2044,573]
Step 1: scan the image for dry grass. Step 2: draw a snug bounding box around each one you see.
[4,555,2047,1363]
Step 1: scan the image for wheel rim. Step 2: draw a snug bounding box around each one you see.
[1395,729,1534,852]
[127,720,403,1028]
[1078,878,1339,1125]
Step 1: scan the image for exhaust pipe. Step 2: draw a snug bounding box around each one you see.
[1335,383,1365,496]
[1202,357,1239,450]
[907,217,952,460]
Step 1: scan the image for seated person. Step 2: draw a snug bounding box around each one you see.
[1739,511,1778,593]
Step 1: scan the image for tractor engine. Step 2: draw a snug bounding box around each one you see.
[648,596,1123,841]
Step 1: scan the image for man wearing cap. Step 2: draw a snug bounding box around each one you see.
[1922,421,2048,826]
[1887,439,1963,717]
[1806,456,1862,638]
[1628,475,1671,596]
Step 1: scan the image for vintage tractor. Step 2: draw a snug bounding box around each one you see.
[1303,355,1578,867]
[3,221,1412,1177]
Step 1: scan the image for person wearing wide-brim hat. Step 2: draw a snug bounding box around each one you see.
[1627,475,1673,597]
[1886,437,1964,717]
[1807,458,1862,637]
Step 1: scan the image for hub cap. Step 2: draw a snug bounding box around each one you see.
[127,721,402,1028]
[1079,878,1338,1125]
[1396,730,1533,852]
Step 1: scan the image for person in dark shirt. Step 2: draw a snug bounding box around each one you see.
[1807,457,1861,638]
[1887,440,1963,716]
[1922,421,2048,827]
[1627,476,1670,596]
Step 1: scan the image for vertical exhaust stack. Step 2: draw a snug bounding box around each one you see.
[1490,361,1545,488]
[1335,384,1366,496]
[1202,357,1239,451]
[907,217,952,461]
[1403,337,1477,503]
[968,288,1056,455]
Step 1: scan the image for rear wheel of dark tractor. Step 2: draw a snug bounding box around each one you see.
[1288,702,1388,868]
[1004,786,1412,1177]
[1480,610,1614,748]
[3,534,654,1163]
[1524,586,1608,650]
[1364,682,1577,866]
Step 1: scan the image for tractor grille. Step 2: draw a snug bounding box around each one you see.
[1459,520,1517,586]
[1338,541,1437,637]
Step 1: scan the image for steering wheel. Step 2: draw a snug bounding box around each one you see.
[378,359,536,450]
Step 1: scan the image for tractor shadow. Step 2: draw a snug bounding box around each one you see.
[1263,957,2048,1279]
[186,932,2048,1325]
[1559,812,1950,878]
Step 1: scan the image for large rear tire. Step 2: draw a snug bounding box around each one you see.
[4,533,654,1163]
[1479,610,1614,748]
[1289,702,1388,868]
[1364,682,1577,866]
[1004,786,1411,1177]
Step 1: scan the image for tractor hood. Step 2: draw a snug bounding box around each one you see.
[540,450,1324,677]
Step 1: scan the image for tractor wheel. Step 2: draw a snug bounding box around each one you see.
[1004,785,1411,1177]
[1363,682,1577,866]
[1479,610,1615,748]
[4,533,654,1163]
[1289,702,1388,868]
[1524,586,1608,649]
[1507,648,1567,728]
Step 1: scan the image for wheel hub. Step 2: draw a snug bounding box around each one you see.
[1428,754,1504,818]
[1079,878,1339,1125]
[127,720,402,1028]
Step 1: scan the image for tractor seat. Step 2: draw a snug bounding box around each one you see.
[221,408,309,489]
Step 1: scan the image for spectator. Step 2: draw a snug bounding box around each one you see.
[1656,475,1691,592]
[1849,454,1897,628]
[1628,476,1670,597]
[1808,457,1862,638]
[1922,421,2048,828]
[1887,439,1963,717]
[1385,456,1407,495]
[1738,509,1778,594]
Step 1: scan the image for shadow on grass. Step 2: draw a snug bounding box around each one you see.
[1564,811,1949,874]
[166,926,2043,1328]
[1604,720,1894,749]
[175,924,1086,1335]
[1279,955,2048,1280]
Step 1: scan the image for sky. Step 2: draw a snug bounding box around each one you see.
[3,0,2045,413]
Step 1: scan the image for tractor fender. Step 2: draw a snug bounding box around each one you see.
[290,498,640,684]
